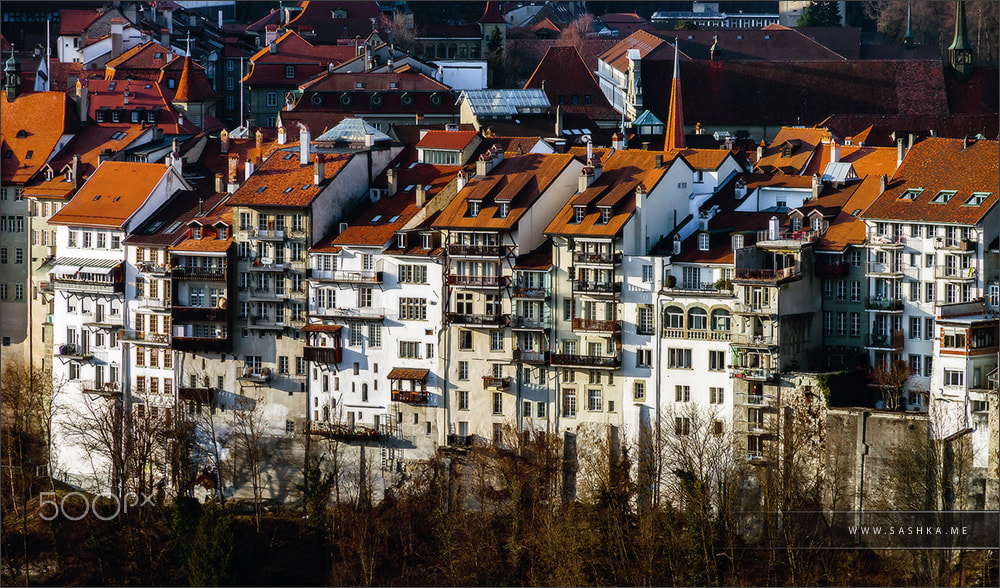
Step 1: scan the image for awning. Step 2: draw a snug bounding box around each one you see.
[50,257,119,276]
[302,323,344,333]
[387,368,429,381]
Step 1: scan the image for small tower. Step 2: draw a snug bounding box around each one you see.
[4,50,20,102]
[664,38,686,152]
[948,0,974,79]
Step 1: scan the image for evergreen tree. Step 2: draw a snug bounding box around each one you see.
[797,1,841,27]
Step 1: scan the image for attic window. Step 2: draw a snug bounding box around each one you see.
[389,82,398,89]
[930,190,956,204]
[112,111,121,123]
[25,150,33,160]
[283,152,296,160]
[166,221,181,232]
[732,234,744,250]
[218,226,228,239]
[155,52,163,59]
[422,234,432,249]
[109,82,117,90]
[284,187,294,193]
[963,192,990,206]
[96,110,105,123]
[573,206,586,223]
[256,186,267,193]
[599,207,612,224]
[192,226,202,239]
[397,233,406,248]
[698,233,710,251]
[404,184,415,192]
[45,168,53,181]
[495,202,509,218]
[4,151,12,159]
[147,111,156,123]
[131,111,140,123]
[111,131,126,140]
[285,66,295,78]
[302,184,310,190]
[16,130,28,138]
[781,146,792,157]
[388,215,400,223]
[93,194,101,201]
[144,84,152,89]
[168,78,175,89]
[898,188,922,200]
[113,196,121,202]
[467,200,481,217]
[355,82,364,89]
[371,215,382,222]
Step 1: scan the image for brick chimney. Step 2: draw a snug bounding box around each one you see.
[110,18,124,59]
[578,166,595,192]
[314,155,325,186]
[215,173,224,193]
[386,167,398,195]
[415,184,427,208]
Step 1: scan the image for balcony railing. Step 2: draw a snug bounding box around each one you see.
[238,366,271,382]
[447,433,475,447]
[52,277,123,294]
[572,251,622,265]
[247,288,285,302]
[734,266,799,282]
[56,344,94,362]
[448,243,501,257]
[739,393,776,407]
[137,261,169,275]
[250,228,285,240]
[746,451,768,464]
[303,346,343,364]
[513,349,548,364]
[171,266,227,281]
[305,420,380,440]
[312,307,385,321]
[482,376,511,389]
[571,318,620,333]
[448,274,506,288]
[733,302,778,315]
[868,234,905,248]
[865,262,903,276]
[172,336,231,353]
[251,259,290,271]
[865,297,904,311]
[510,315,550,330]
[83,314,124,328]
[935,265,977,281]
[663,281,734,296]
[448,313,508,326]
[729,367,778,381]
[118,330,170,345]
[512,285,549,298]
[138,297,172,312]
[550,353,621,368]
[82,381,122,396]
[865,330,904,350]
[392,390,429,404]
[319,270,384,283]
[172,306,227,322]
[815,261,850,278]
[934,237,975,252]
[247,316,286,329]
[756,229,819,247]
[732,333,778,347]
[572,280,622,294]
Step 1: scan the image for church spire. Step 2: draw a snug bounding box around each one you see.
[903,3,914,47]
[664,38,685,152]
[948,0,973,79]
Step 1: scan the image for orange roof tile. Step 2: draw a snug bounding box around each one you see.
[815,211,866,252]
[544,150,671,238]
[1,92,75,185]
[169,235,232,252]
[416,130,479,152]
[597,30,669,74]
[49,162,171,229]
[387,367,429,380]
[227,149,353,208]
[802,143,898,179]
[755,127,831,175]
[861,137,999,225]
[669,148,732,171]
[433,153,576,230]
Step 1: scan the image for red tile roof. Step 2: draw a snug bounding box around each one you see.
[814,210,866,252]
[479,2,506,24]
[523,46,617,121]
[1,92,76,185]
[299,70,450,93]
[544,149,671,238]
[59,9,103,35]
[285,1,384,44]
[755,127,831,175]
[433,153,577,230]
[105,41,173,75]
[801,143,898,179]
[49,162,171,229]
[244,31,350,86]
[597,29,668,74]
[227,149,353,208]
[85,78,220,133]
[861,137,999,225]
[416,130,479,151]
[817,113,1000,146]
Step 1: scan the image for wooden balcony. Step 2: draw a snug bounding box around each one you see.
[448,275,506,288]
[550,353,621,368]
[171,266,227,281]
[482,376,511,390]
[392,390,429,405]
[934,237,975,252]
[512,285,549,298]
[448,243,501,257]
[734,266,799,282]
[304,346,343,364]
[571,318,620,333]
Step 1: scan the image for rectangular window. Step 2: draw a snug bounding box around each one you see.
[458,390,469,410]
[909,354,922,376]
[458,361,468,380]
[909,317,921,339]
[266,91,278,106]
[708,350,725,371]
[399,297,427,320]
[633,380,645,401]
[279,356,289,374]
[709,387,724,404]
[924,318,934,340]
[850,312,860,337]
[368,324,382,348]
[675,385,690,402]
[490,330,504,351]
[943,370,964,387]
[636,349,652,367]
[349,323,364,346]
[667,348,692,369]
[675,417,690,436]
[399,341,420,358]
[588,389,602,411]
[493,392,503,415]
[562,389,577,418]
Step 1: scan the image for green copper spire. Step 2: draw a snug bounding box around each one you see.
[948,0,973,78]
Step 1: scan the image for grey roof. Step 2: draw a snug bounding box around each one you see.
[314,118,392,143]
[632,110,663,127]
[459,89,550,117]
[821,162,858,184]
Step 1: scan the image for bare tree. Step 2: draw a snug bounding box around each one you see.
[557,14,595,48]
[870,359,913,411]
[379,12,420,53]
[230,400,267,532]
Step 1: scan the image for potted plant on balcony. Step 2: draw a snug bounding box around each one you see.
[665,274,677,288]
[714,278,733,292]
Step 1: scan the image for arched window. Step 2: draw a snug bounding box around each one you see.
[448,44,458,59]
[437,43,446,58]
[711,309,731,332]
[664,305,684,329]
[688,307,708,330]
[322,405,330,422]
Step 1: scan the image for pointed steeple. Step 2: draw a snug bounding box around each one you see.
[903,3,914,47]
[4,48,20,102]
[664,38,685,152]
[948,0,973,79]
[174,54,195,101]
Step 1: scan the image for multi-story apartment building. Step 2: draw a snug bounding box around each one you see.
[511,246,556,435]
[47,160,190,487]
[433,148,583,445]
[305,157,460,463]
[1,82,78,368]
[860,137,999,436]
[227,119,398,433]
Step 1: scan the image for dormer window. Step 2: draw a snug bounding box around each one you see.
[811,217,822,232]
[64,169,72,182]
[964,192,990,206]
[192,226,202,239]
[498,202,509,218]
[96,109,105,123]
[693,171,703,182]
[147,110,156,123]
[791,217,802,231]
[422,234,432,249]
[899,188,923,200]
[573,206,586,224]
[599,207,612,224]
[732,234,744,250]
[397,233,406,249]
[112,110,121,123]
[355,82,364,89]
[168,78,175,89]
[467,200,481,217]
[131,111,139,123]
[218,226,228,239]
[45,168,53,181]
[698,233,710,251]
[930,190,957,204]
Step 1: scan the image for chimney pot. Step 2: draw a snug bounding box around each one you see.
[654,153,664,169]
[314,155,325,186]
